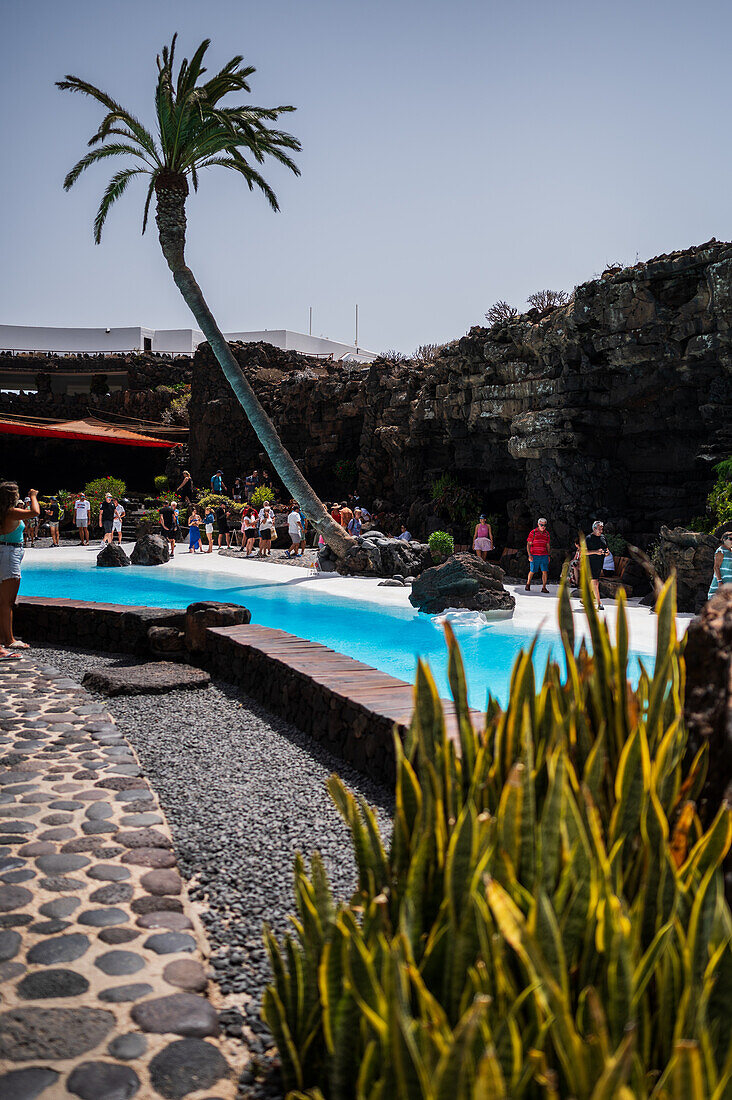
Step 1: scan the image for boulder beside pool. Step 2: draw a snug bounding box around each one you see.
[130,533,170,566]
[409,552,515,616]
[97,544,130,567]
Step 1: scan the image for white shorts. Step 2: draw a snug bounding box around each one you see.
[112,520,122,532]
[76,518,89,528]
[205,523,214,535]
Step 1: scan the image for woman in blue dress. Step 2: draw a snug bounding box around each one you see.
[708,531,732,599]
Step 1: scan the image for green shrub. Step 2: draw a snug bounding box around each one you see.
[250,484,276,509]
[263,568,732,1100]
[708,479,732,528]
[154,475,169,494]
[138,509,160,527]
[196,492,245,516]
[687,515,712,533]
[428,529,454,562]
[82,476,126,515]
[605,531,627,556]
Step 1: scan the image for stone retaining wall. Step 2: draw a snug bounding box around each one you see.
[15,599,186,656]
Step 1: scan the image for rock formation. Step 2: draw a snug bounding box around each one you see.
[409,553,515,615]
[318,532,432,577]
[189,240,732,550]
[96,543,130,567]
[130,533,170,566]
[654,526,719,612]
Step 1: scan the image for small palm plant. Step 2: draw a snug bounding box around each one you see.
[58,35,353,558]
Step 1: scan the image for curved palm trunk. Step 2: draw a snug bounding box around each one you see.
[154,172,354,559]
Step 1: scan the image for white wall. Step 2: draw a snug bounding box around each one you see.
[0,324,375,361]
[152,329,203,354]
[0,325,148,354]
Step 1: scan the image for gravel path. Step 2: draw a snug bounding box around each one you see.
[31,646,393,1034]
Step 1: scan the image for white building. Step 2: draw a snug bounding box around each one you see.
[0,324,374,362]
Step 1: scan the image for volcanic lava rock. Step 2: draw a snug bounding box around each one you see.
[184,602,251,653]
[654,526,719,612]
[322,535,431,578]
[81,662,210,697]
[130,533,169,566]
[96,544,130,568]
[409,552,515,615]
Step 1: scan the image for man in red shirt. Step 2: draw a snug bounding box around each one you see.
[526,518,550,593]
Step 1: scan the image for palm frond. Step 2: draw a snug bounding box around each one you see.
[197,156,280,211]
[63,142,153,190]
[141,175,156,235]
[57,76,159,159]
[93,167,148,243]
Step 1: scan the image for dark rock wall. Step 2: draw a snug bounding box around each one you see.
[189,342,368,494]
[196,242,732,544]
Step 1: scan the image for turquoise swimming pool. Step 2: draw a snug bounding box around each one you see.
[21,561,651,710]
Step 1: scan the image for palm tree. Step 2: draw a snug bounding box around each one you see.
[58,35,354,557]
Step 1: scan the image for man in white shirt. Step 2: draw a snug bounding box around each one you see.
[112,499,126,545]
[286,504,303,558]
[74,492,91,545]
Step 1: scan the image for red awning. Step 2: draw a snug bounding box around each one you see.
[0,416,172,449]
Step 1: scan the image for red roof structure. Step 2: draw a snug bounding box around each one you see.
[0,415,172,448]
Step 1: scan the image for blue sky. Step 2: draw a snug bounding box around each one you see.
[2,0,730,353]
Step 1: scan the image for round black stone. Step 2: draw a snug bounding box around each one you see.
[29,919,70,934]
[67,1060,140,1100]
[38,876,85,892]
[143,932,196,955]
[108,1032,148,1060]
[0,929,21,961]
[78,907,127,927]
[86,865,130,882]
[27,932,90,965]
[85,802,113,820]
[39,896,80,919]
[17,968,90,999]
[82,821,118,835]
[0,884,33,911]
[98,982,154,1003]
[99,927,140,945]
[0,1066,60,1100]
[89,883,134,905]
[94,950,144,976]
[148,1038,228,1100]
[36,854,90,875]
[41,813,74,826]
[1,869,35,884]
[0,1006,115,1059]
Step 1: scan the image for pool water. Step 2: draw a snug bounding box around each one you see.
[21,561,651,711]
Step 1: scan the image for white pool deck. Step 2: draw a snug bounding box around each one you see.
[25,543,694,659]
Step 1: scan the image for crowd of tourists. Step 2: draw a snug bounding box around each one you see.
[1,464,731,659]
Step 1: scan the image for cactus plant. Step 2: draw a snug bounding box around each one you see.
[263,559,732,1099]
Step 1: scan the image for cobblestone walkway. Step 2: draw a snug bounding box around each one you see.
[0,655,236,1100]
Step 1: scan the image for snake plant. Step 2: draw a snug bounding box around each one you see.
[263,561,732,1099]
